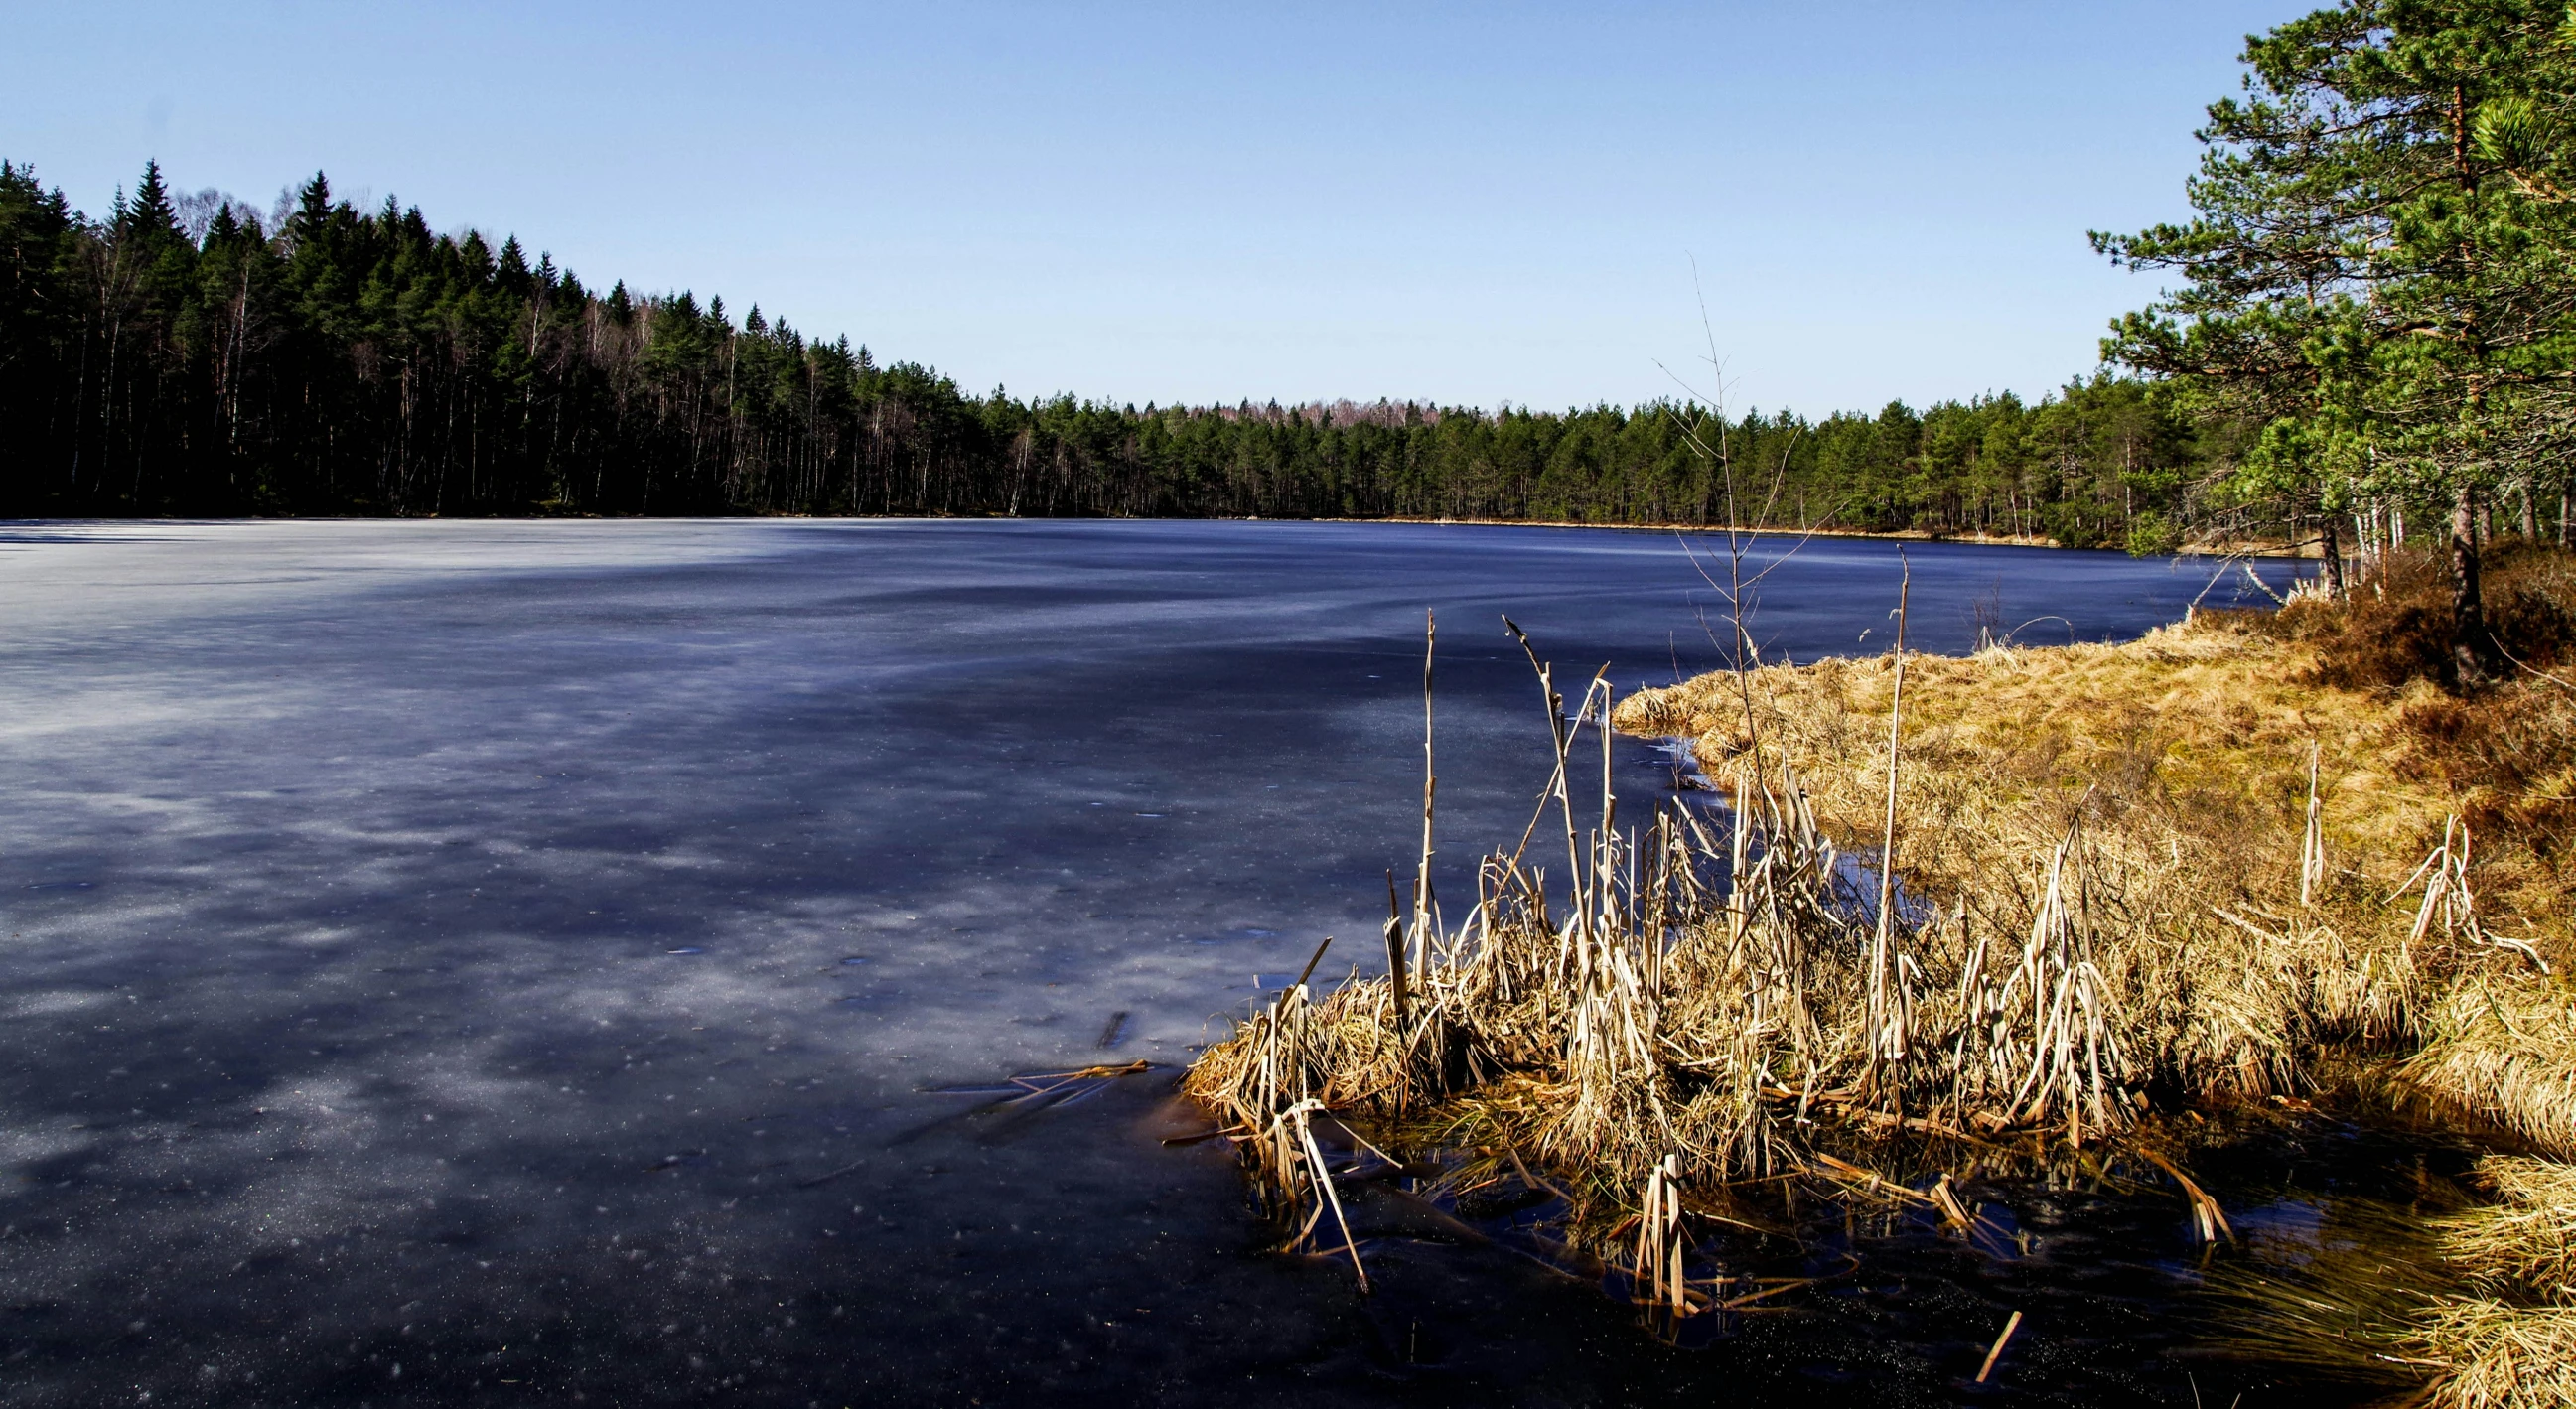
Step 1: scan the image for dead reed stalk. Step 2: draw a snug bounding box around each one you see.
[1864,557,1911,1099]
[1186,617,2309,1273]
[1186,578,2575,1405]
[1633,1152,1690,1313]
[2302,741,2326,909]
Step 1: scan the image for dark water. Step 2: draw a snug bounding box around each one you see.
[0,519,2407,1406]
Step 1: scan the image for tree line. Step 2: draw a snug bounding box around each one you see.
[10,0,2574,616]
[1,159,2290,547]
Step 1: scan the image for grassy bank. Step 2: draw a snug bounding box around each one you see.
[1338,514,2329,557]
[1184,543,2575,1405]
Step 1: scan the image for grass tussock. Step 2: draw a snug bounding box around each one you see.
[1620,550,2576,957]
[1185,546,2576,1396]
[2408,1299,2576,1409]
[2410,1156,2576,1407]
[2444,1156,2576,1296]
[2407,979,2576,1158]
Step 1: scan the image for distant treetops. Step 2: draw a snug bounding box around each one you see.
[8,5,2570,579]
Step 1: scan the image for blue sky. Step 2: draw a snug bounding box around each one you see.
[6,1,2301,414]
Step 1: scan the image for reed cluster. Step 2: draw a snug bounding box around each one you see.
[1618,557,2575,1405]
[1185,548,2575,1401]
[1188,630,2431,1196]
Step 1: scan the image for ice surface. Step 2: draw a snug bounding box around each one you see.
[0,520,2304,1404]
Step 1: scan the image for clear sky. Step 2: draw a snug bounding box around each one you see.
[6,1,2304,416]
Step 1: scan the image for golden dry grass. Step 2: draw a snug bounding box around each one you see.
[2376,1154,2576,1408]
[1186,548,2576,1400]
[2409,1299,2576,1409]
[1614,576,2576,1403]
[1618,614,2562,949]
[2445,1157,2576,1298]
[2408,980,2576,1158]
[2412,1156,2576,1408]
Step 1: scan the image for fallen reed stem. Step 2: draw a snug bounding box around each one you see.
[1977,1309,2023,1383]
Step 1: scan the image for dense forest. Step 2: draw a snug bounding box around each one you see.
[0,159,2282,550]
[9,0,2576,593]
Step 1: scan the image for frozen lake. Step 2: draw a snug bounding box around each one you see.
[0,520,2314,1405]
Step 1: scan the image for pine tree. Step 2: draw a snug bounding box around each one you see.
[2093,4,2396,590]
[2100,0,2576,677]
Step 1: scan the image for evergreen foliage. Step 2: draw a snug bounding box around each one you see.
[2097,0,2576,665]
[0,159,2267,541]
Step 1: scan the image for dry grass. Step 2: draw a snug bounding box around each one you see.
[2445,1157,2576,1297]
[2388,1157,2576,1407]
[2408,1299,2576,1409]
[1622,623,2566,957]
[1184,545,2576,1400]
[2408,980,2576,1158]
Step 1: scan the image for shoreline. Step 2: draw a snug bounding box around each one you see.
[1320,513,2325,558]
[1192,558,2574,1402]
[6,508,2329,560]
